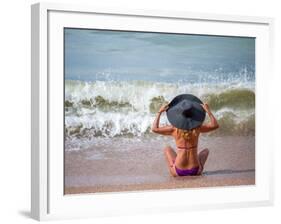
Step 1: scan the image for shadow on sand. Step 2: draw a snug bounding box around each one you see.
[204,169,255,176]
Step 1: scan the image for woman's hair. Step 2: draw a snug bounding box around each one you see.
[176,127,199,140]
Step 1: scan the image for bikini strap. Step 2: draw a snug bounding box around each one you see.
[177,145,197,150]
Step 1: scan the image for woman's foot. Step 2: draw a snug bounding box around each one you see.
[197,148,209,175]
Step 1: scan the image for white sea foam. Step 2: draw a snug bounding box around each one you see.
[64,79,255,144]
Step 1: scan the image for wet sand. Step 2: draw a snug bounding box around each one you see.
[64,136,255,194]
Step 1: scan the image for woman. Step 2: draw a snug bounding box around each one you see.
[152,94,219,177]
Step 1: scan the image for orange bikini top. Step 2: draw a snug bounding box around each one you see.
[177,145,197,151]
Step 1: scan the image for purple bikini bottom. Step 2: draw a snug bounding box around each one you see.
[175,166,199,176]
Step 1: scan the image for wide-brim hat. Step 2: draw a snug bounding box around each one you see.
[166,94,206,130]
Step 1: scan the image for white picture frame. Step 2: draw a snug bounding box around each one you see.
[31,2,274,221]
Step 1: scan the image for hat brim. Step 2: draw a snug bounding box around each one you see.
[166,94,206,130]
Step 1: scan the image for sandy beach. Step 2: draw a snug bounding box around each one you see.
[64,136,255,194]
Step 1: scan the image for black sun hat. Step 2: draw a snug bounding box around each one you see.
[166,94,206,130]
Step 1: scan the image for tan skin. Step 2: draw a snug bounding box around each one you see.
[152,103,219,177]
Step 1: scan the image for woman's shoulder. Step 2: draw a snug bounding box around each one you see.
[170,126,177,136]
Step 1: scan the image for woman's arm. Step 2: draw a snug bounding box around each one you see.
[152,104,174,135]
[200,103,219,133]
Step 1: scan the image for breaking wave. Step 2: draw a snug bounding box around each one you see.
[65,80,255,139]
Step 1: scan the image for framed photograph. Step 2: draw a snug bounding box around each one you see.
[31,2,274,221]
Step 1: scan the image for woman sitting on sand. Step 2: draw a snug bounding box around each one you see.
[152,94,219,177]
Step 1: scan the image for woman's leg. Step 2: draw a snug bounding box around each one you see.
[197,148,209,175]
[164,146,178,177]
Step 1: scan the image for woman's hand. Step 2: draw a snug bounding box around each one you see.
[158,104,169,113]
[199,103,219,132]
[201,103,211,113]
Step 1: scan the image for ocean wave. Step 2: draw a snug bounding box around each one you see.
[65,80,255,138]
[203,89,255,110]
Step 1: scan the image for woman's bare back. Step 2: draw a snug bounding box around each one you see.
[171,128,200,169]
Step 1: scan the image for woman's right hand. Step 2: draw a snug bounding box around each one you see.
[201,103,211,113]
[199,103,219,132]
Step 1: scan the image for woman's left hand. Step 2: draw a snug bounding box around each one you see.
[159,104,169,113]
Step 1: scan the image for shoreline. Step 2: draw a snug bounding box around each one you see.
[65,136,255,194]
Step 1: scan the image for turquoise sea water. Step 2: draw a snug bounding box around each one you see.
[65,28,255,83]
